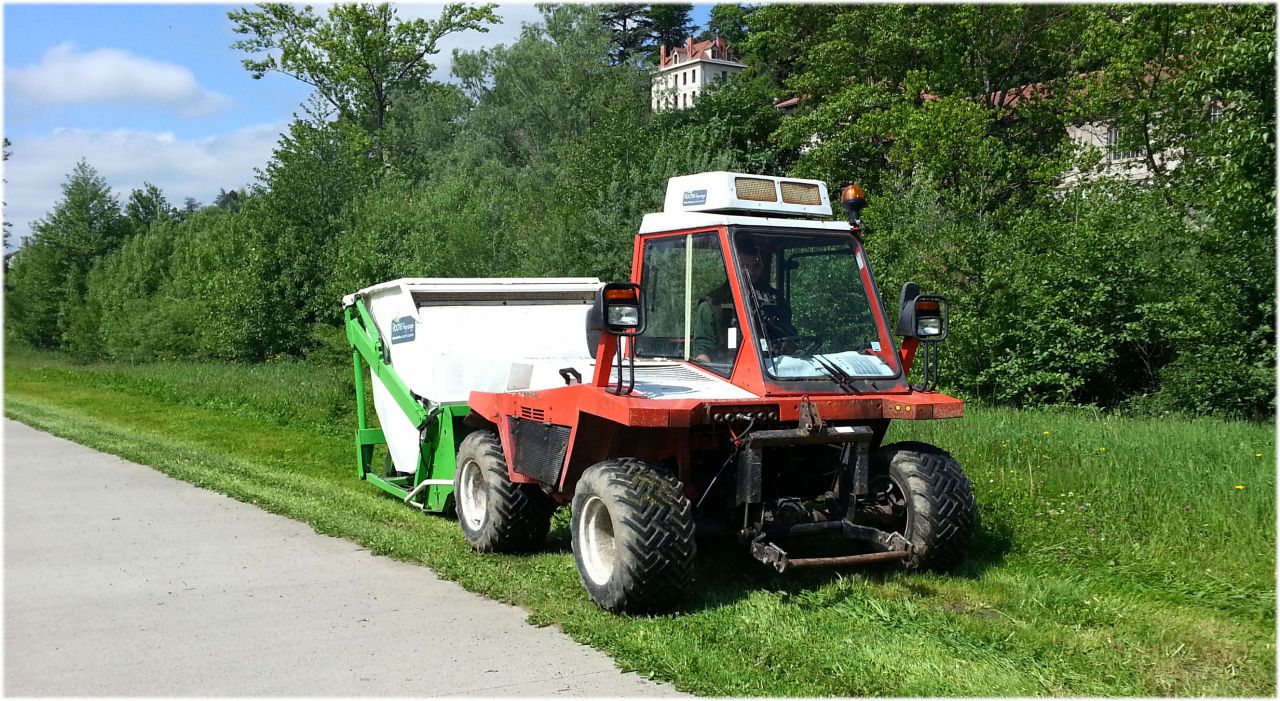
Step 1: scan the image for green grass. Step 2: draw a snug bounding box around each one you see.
[4,350,1274,696]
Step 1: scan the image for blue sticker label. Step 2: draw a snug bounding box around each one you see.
[390,316,416,344]
[682,189,708,206]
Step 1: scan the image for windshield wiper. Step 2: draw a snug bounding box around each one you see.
[814,355,862,394]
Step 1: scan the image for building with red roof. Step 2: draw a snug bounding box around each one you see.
[652,36,746,112]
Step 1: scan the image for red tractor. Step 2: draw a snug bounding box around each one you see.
[344,172,976,612]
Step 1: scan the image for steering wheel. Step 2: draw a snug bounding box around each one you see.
[770,335,824,356]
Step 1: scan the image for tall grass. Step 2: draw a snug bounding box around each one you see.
[5,351,1274,695]
[4,348,354,433]
[898,409,1274,610]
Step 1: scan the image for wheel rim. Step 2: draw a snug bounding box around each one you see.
[577,495,616,586]
[866,474,910,536]
[457,458,488,530]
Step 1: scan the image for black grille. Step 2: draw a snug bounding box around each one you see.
[509,418,571,487]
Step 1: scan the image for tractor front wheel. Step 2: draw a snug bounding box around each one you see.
[570,459,695,613]
[869,441,977,571]
[454,430,555,553]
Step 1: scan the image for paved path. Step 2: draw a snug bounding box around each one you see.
[4,419,681,696]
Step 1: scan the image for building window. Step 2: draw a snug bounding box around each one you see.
[721,70,728,81]
[692,68,698,83]
[1210,103,1223,123]
[1107,125,1139,161]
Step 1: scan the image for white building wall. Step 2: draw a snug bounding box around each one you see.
[1058,120,1178,188]
[652,58,746,112]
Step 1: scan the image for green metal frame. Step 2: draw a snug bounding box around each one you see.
[346,300,470,513]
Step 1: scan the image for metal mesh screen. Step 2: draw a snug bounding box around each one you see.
[509,418,570,487]
[735,177,778,202]
[780,182,822,205]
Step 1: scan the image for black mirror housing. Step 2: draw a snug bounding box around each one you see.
[896,281,921,337]
[897,281,948,342]
[587,281,646,338]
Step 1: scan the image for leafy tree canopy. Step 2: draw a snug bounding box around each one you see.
[599,3,652,65]
[229,2,498,145]
[647,3,694,60]
[700,3,752,48]
[126,182,177,235]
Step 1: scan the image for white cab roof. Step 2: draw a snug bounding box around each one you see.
[638,212,855,235]
[663,171,832,218]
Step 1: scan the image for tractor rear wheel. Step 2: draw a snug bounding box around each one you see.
[570,459,695,613]
[869,441,977,571]
[454,430,555,553]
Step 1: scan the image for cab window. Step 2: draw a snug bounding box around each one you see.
[635,233,739,377]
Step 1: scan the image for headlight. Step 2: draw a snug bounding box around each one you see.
[607,304,640,328]
[917,317,943,337]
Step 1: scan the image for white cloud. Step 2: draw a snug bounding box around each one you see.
[7,43,232,118]
[3,124,283,246]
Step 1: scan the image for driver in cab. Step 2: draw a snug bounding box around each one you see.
[692,239,796,363]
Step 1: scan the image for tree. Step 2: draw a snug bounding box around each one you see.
[599,4,651,65]
[6,160,128,349]
[245,116,385,337]
[229,2,498,161]
[452,4,648,171]
[3,138,12,253]
[125,182,176,235]
[214,188,242,212]
[700,3,751,48]
[751,4,1273,416]
[648,4,694,61]
[1072,4,1276,417]
[383,82,472,182]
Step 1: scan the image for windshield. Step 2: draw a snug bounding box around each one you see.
[733,230,900,382]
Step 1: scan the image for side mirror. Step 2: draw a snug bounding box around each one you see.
[896,281,948,342]
[587,281,646,337]
[586,282,646,394]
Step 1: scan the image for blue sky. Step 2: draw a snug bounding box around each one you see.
[3,3,714,248]
[6,4,308,139]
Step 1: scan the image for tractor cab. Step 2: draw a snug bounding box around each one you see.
[631,172,936,397]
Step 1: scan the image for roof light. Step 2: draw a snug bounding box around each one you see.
[604,286,638,302]
[840,184,867,228]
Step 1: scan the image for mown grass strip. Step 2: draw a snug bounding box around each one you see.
[5,356,1275,696]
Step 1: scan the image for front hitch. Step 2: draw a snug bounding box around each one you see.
[749,522,912,573]
[735,416,914,573]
